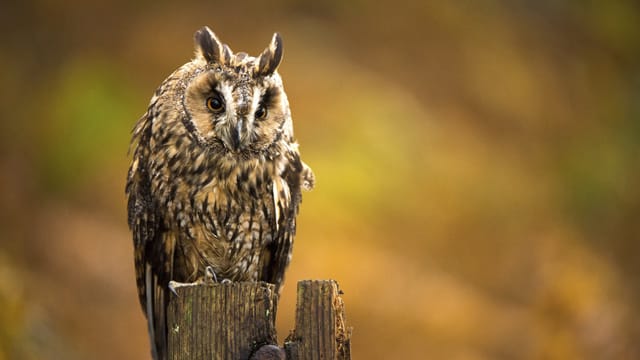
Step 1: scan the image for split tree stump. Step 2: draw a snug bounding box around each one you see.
[167,280,351,360]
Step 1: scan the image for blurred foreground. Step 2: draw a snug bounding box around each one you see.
[1,1,639,359]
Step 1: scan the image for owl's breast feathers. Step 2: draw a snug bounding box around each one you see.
[155,136,304,286]
[127,108,306,304]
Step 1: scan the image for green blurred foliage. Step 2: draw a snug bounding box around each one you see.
[1,0,639,359]
[37,60,135,194]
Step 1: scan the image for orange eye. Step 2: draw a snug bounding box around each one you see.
[255,105,267,119]
[206,96,224,112]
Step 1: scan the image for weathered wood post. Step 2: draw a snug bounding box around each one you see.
[167,281,278,359]
[167,280,351,359]
[284,280,351,360]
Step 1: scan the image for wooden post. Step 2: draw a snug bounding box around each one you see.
[284,280,352,360]
[166,280,351,360]
[167,281,278,360]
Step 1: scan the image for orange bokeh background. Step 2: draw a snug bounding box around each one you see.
[1,1,639,359]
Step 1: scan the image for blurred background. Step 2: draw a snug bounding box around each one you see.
[1,0,639,359]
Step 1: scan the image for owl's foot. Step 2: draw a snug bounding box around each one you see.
[204,266,233,285]
[168,280,184,296]
[168,268,228,295]
[168,275,213,296]
[205,266,218,284]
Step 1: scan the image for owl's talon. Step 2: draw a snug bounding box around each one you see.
[205,266,218,283]
[168,281,180,297]
[221,278,232,284]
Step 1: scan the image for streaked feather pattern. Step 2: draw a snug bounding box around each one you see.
[126,26,313,360]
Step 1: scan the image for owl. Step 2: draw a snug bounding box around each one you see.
[126,26,314,360]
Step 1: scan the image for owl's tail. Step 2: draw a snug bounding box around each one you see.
[145,263,169,360]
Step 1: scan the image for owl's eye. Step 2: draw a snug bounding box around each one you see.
[206,96,224,112]
[255,105,267,120]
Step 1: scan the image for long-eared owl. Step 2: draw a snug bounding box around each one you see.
[126,26,314,360]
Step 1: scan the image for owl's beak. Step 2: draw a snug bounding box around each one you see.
[229,119,245,151]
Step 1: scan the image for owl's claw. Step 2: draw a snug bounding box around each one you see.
[205,266,218,284]
[204,266,232,285]
[168,281,180,297]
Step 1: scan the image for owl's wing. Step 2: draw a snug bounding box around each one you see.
[126,113,170,360]
[261,150,309,293]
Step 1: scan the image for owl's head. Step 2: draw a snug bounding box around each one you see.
[180,26,293,154]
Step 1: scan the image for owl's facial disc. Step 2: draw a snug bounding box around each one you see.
[183,68,286,155]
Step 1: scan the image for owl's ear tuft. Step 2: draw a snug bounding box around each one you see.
[222,44,233,65]
[194,26,226,64]
[256,33,283,76]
